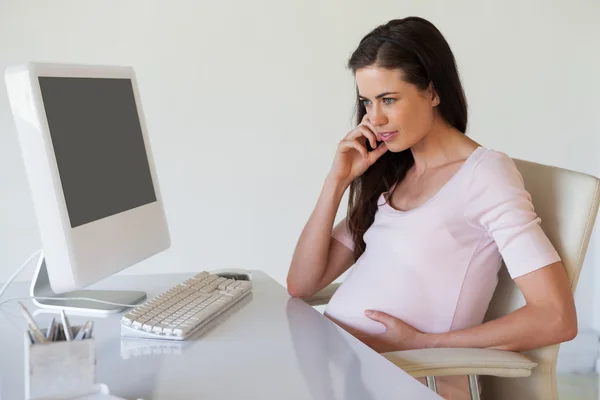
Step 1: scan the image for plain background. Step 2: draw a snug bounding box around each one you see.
[1,0,599,371]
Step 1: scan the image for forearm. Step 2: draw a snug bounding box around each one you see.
[287,175,348,297]
[420,304,577,352]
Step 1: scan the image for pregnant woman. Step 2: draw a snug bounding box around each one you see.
[286,16,576,399]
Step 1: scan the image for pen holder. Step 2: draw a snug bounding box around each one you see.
[24,325,96,400]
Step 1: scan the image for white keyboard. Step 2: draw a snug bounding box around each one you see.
[120,271,252,340]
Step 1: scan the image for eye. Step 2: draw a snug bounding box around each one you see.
[361,99,372,107]
[382,98,396,105]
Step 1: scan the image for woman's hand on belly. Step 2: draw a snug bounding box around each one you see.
[358,310,426,353]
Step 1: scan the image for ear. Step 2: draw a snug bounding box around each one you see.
[427,82,440,107]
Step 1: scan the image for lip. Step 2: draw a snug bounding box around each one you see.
[377,131,398,142]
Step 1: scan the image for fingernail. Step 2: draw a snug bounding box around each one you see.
[365,310,372,315]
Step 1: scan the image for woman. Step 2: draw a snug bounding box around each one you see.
[286,16,577,399]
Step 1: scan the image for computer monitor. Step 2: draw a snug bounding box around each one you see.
[4,62,171,314]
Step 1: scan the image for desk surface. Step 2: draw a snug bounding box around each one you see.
[0,271,440,399]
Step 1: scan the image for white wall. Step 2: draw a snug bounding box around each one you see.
[1,0,599,335]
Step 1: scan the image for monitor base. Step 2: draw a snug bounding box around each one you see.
[29,254,146,314]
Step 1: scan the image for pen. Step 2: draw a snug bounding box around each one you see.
[46,318,55,341]
[53,319,60,341]
[55,324,64,341]
[84,321,94,339]
[18,302,47,344]
[27,331,35,345]
[74,320,91,341]
[60,310,73,341]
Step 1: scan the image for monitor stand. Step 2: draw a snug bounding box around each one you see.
[30,254,147,315]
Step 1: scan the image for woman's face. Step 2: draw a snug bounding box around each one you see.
[355,66,439,153]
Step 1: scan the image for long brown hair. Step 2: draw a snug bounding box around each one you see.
[346,17,468,260]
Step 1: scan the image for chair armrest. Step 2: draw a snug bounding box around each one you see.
[383,348,537,378]
[301,283,340,306]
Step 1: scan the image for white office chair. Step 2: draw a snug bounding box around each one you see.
[304,158,600,400]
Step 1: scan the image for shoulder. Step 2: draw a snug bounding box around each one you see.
[467,148,524,189]
[462,147,533,224]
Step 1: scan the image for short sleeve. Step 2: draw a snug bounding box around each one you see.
[332,217,355,251]
[464,152,561,278]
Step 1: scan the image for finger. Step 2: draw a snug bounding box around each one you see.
[361,120,380,145]
[365,310,393,327]
[348,126,377,149]
[359,114,379,138]
[367,142,389,164]
[340,139,368,158]
[360,126,378,150]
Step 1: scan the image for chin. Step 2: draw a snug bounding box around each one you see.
[383,140,411,153]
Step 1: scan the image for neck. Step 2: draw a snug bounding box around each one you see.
[410,117,466,176]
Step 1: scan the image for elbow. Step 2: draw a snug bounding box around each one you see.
[559,316,578,343]
[286,269,299,297]
[287,285,311,299]
[565,325,578,342]
[286,282,303,298]
[286,278,319,299]
[558,302,578,342]
[286,277,312,299]
[550,310,578,344]
[287,261,327,298]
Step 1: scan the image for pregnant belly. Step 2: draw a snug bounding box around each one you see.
[324,285,393,335]
[323,265,458,336]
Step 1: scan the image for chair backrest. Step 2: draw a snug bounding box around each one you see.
[481,158,600,400]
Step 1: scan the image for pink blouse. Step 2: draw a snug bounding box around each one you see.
[325,147,560,336]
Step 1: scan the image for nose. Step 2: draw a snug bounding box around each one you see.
[368,104,388,127]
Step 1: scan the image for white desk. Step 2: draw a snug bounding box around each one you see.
[0,271,441,399]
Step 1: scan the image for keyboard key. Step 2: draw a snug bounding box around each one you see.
[152,325,166,334]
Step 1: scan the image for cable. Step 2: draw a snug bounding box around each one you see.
[0,296,139,309]
[0,249,43,299]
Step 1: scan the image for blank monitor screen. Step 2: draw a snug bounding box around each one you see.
[38,77,157,228]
